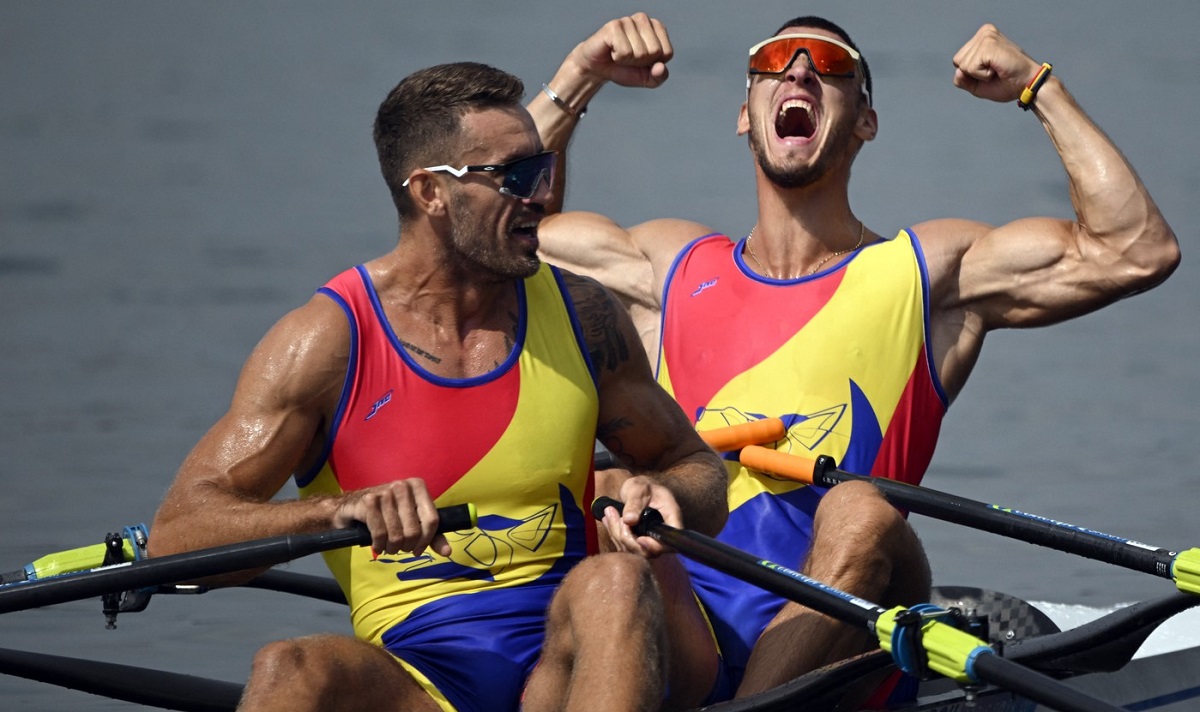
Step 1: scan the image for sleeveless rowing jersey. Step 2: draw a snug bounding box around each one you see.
[295,263,599,712]
[657,230,947,681]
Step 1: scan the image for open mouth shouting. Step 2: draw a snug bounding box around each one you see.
[510,215,541,246]
[776,99,816,140]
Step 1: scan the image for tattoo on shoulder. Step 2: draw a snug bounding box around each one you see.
[505,310,517,353]
[565,273,630,373]
[399,339,441,364]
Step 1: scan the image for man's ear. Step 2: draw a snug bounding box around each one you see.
[736,100,750,136]
[855,105,878,142]
[407,173,448,216]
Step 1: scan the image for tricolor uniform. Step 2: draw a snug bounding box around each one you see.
[296,263,598,712]
[656,230,948,695]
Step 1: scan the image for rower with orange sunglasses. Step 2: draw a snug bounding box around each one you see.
[746,32,872,105]
[530,13,1180,708]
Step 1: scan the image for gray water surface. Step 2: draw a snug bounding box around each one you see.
[3,2,1199,708]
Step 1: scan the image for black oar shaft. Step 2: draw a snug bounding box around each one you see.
[0,503,475,615]
[596,497,884,623]
[242,569,347,604]
[593,497,1130,712]
[972,654,1128,712]
[643,513,885,626]
[0,527,366,615]
[0,646,241,712]
[809,456,1177,579]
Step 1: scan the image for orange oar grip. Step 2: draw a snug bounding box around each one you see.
[739,445,817,485]
[699,418,787,452]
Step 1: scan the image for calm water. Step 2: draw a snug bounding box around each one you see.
[3,2,1199,707]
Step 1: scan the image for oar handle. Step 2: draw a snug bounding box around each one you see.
[434,503,477,535]
[698,418,787,452]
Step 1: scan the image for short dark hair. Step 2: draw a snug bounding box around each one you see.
[373,62,525,216]
[774,16,872,105]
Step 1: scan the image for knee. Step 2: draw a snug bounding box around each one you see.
[559,553,660,617]
[814,480,906,541]
[809,481,930,595]
[573,552,655,596]
[248,637,336,694]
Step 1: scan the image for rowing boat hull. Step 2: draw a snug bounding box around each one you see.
[1041,645,1200,711]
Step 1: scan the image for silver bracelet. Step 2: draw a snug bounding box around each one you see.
[541,83,587,119]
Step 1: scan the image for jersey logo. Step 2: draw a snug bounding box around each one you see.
[365,390,393,421]
[691,277,719,297]
[379,504,559,583]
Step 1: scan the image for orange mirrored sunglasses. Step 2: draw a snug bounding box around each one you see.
[748,33,862,76]
[747,33,870,104]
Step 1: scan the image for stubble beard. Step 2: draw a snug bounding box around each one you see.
[448,199,540,280]
[749,113,854,190]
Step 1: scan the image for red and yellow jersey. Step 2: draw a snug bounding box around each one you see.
[657,230,947,677]
[296,263,599,650]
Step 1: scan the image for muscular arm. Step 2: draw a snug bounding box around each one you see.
[919,24,1180,399]
[539,212,711,358]
[528,13,672,214]
[148,295,447,581]
[563,271,727,539]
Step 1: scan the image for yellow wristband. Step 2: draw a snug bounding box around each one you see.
[541,83,587,119]
[1017,62,1053,111]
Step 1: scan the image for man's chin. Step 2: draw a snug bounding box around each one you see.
[507,254,541,280]
[763,164,820,190]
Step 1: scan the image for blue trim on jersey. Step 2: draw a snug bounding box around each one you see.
[295,286,359,488]
[656,232,723,381]
[355,264,526,388]
[736,233,872,286]
[905,229,950,409]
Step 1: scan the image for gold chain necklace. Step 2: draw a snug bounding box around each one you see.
[744,220,865,278]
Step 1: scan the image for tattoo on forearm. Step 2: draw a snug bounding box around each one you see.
[598,416,644,469]
[399,339,441,364]
[568,275,630,372]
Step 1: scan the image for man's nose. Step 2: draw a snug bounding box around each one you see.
[783,49,818,84]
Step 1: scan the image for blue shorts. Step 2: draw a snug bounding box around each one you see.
[380,584,556,712]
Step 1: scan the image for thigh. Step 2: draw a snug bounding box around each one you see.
[526,552,718,712]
